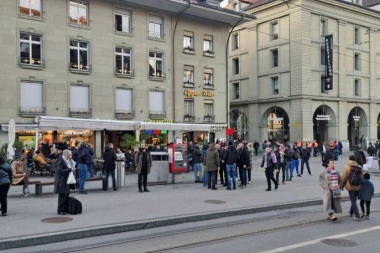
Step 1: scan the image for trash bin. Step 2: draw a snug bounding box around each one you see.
[115,160,125,187]
[150,152,169,184]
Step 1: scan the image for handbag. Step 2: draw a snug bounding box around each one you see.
[67,171,76,184]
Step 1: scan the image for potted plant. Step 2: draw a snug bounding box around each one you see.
[119,133,138,150]
[0,143,7,162]
[13,139,24,157]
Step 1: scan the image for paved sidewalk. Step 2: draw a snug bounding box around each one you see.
[1,153,379,250]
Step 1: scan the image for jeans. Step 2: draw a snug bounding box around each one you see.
[285,162,292,180]
[240,167,247,185]
[105,169,116,189]
[291,159,300,176]
[193,163,202,182]
[87,163,93,177]
[78,163,87,192]
[349,191,360,218]
[333,150,340,161]
[226,164,237,189]
[203,167,208,186]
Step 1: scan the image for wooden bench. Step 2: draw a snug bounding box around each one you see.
[33,177,105,195]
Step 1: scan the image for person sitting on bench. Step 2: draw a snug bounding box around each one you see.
[11,158,30,197]
[33,151,51,175]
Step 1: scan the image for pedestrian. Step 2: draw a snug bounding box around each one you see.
[284,144,293,181]
[77,143,89,194]
[86,143,94,177]
[191,144,202,183]
[203,143,220,190]
[333,141,340,161]
[291,146,301,177]
[54,149,76,215]
[322,144,334,168]
[246,143,253,184]
[340,155,364,221]
[215,143,225,185]
[260,147,279,191]
[0,157,12,216]
[135,143,152,193]
[275,144,286,184]
[354,146,366,166]
[319,160,342,221]
[300,145,312,176]
[223,141,238,190]
[338,140,343,156]
[237,142,250,188]
[11,157,30,197]
[320,142,326,163]
[313,140,318,157]
[253,140,260,156]
[102,143,118,191]
[358,172,374,219]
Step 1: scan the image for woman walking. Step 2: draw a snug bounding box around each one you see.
[0,157,12,216]
[319,160,342,221]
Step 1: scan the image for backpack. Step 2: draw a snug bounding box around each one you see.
[348,165,363,186]
[67,197,82,215]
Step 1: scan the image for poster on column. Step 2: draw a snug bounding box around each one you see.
[324,34,333,90]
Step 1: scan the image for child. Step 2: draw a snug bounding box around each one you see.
[358,173,375,219]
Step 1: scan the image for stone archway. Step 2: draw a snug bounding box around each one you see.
[262,107,289,144]
[347,107,367,148]
[312,105,336,144]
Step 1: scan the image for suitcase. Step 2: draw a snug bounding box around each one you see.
[67,197,82,215]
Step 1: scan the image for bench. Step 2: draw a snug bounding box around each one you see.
[32,177,105,195]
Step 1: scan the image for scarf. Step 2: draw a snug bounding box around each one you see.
[327,168,341,198]
[63,157,76,169]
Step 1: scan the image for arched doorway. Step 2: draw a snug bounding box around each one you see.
[230,109,248,141]
[347,107,367,148]
[312,105,336,144]
[262,107,289,144]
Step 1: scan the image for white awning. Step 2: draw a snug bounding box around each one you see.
[35,116,137,131]
[139,122,211,131]
[1,124,40,131]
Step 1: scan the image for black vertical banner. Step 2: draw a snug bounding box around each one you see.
[324,35,333,90]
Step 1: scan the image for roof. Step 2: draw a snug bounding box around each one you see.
[112,0,255,26]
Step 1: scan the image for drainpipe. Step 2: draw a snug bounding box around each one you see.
[226,16,245,133]
[172,1,191,141]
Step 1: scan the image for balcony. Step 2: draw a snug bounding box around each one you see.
[149,110,166,119]
[183,46,195,54]
[203,114,215,122]
[184,114,195,122]
[115,109,135,119]
[19,106,46,117]
[115,69,134,78]
[69,108,92,118]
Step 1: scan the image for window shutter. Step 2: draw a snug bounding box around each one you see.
[21,82,43,108]
[116,88,132,111]
[70,86,89,110]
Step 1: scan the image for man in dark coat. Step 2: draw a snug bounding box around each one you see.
[223,141,238,190]
[54,149,76,215]
[203,143,220,190]
[300,145,312,176]
[354,146,366,166]
[102,143,117,191]
[191,144,202,183]
[135,143,152,193]
[237,142,250,188]
[253,140,260,156]
[261,147,278,191]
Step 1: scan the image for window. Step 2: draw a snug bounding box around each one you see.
[149,51,164,78]
[354,79,360,96]
[320,19,327,37]
[204,68,214,87]
[184,99,194,119]
[232,33,239,50]
[115,47,132,75]
[148,15,163,39]
[183,65,194,85]
[115,9,131,33]
[20,81,44,115]
[149,90,165,116]
[354,53,360,71]
[321,75,327,93]
[271,49,278,67]
[115,88,133,116]
[232,58,239,75]
[354,27,360,45]
[20,33,42,66]
[19,0,42,17]
[321,46,326,65]
[70,85,90,115]
[69,40,89,71]
[203,35,214,55]
[271,21,279,40]
[69,1,88,26]
[183,31,194,52]
[272,77,279,95]
[232,82,240,99]
[204,100,214,120]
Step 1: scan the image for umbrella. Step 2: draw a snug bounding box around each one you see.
[7,119,15,161]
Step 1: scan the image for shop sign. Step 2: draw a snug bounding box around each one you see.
[144,119,173,123]
[353,116,360,121]
[62,130,92,135]
[210,125,226,131]
[316,114,331,121]
[184,89,201,97]
[293,123,301,127]
[202,90,215,97]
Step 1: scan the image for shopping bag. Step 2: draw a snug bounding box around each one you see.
[67,171,76,184]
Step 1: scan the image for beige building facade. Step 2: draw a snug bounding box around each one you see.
[0,0,250,154]
[229,0,380,150]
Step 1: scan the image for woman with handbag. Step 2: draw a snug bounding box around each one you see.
[319,159,342,221]
[54,149,76,215]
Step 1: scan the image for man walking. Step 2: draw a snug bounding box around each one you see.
[223,141,238,190]
[135,143,152,193]
[300,145,312,176]
[261,147,278,191]
[203,143,220,190]
[102,143,117,191]
[191,144,202,183]
[237,142,250,188]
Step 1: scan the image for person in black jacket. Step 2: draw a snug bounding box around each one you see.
[322,145,334,168]
[54,150,76,215]
[354,146,366,166]
[0,157,12,216]
[300,145,312,176]
[77,143,89,194]
[103,143,118,191]
[275,144,287,184]
[261,147,278,191]
[223,141,238,190]
[191,144,202,183]
[237,142,250,188]
[216,143,226,186]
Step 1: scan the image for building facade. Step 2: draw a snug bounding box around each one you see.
[0,0,250,155]
[228,0,380,150]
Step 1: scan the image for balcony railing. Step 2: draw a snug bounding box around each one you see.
[183,46,195,54]
[149,72,166,81]
[19,106,46,117]
[203,114,215,122]
[115,69,134,78]
[115,109,135,119]
[184,114,195,122]
[69,108,92,117]
[149,110,166,119]
[203,50,214,56]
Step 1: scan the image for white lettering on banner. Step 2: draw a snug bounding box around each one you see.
[316,114,331,121]
[353,116,360,121]
[210,125,227,131]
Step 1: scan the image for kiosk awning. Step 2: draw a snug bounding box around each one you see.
[35,116,137,131]
[1,124,40,131]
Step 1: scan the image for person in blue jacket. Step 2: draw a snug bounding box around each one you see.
[358,172,375,219]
